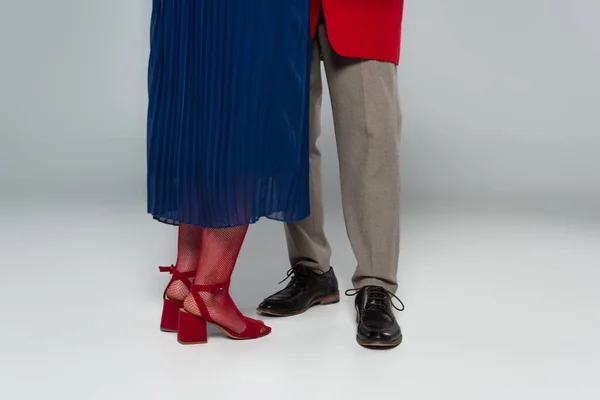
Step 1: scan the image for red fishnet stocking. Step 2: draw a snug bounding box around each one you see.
[184,225,268,335]
[165,224,202,301]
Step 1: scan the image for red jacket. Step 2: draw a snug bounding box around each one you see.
[310,0,404,65]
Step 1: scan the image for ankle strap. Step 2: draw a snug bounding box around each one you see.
[159,265,195,279]
[160,265,195,299]
[159,265,174,273]
[193,281,231,294]
[188,281,232,325]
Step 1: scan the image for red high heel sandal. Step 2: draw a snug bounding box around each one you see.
[177,281,271,344]
[159,265,195,332]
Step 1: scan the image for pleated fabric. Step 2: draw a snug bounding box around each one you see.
[147,0,311,228]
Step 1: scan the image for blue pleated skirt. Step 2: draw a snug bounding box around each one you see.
[147,0,311,228]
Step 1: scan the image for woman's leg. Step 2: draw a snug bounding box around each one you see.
[183,225,269,335]
[165,223,202,301]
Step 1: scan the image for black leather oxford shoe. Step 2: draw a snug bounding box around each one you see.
[347,285,404,348]
[257,264,339,316]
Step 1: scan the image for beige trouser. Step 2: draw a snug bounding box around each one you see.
[285,25,402,293]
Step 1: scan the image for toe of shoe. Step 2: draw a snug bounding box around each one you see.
[257,301,272,311]
[257,300,284,313]
[357,324,402,345]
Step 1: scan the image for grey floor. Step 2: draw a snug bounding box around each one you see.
[1,197,599,399]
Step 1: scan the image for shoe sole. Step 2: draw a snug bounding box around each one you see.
[356,335,403,349]
[256,292,340,317]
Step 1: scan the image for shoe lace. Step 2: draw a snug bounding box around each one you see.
[277,264,316,286]
[345,286,405,313]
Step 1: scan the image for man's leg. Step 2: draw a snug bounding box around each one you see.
[319,26,403,348]
[319,27,402,293]
[257,32,339,317]
[284,35,332,272]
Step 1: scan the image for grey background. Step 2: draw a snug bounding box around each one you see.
[1,0,598,209]
[0,1,599,399]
